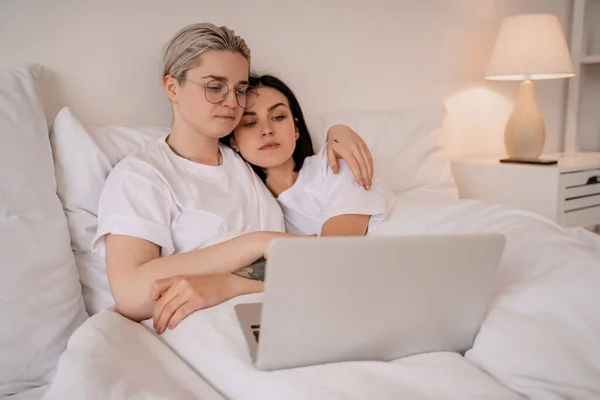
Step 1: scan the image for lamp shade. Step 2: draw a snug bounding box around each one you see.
[486,14,574,81]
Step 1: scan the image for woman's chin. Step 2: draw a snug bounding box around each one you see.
[245,151,294,170]
[253,162,278,169]
[249,158,287,170]
[195,128,232,140]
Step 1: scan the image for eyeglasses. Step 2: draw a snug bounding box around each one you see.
[186,79,258,109]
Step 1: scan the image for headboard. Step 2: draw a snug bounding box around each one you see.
[0,0,572,158]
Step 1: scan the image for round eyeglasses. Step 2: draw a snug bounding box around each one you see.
[187,79,258,109]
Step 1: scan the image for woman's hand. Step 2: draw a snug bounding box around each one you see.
[150,233,316,333]
[151,274,244,334]
[326,124,374,190]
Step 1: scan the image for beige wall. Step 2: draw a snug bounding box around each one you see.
[0,0,572,158]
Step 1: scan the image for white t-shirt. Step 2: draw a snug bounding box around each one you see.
[277,146,395,235]
[91,136,285,257]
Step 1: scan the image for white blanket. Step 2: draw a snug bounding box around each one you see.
[45,198,600,399]
[43,312,225,400]
[45,300,521,400]
[374,197,600,399]
[141,293,523,400]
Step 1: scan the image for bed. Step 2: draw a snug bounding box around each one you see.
[3,1,600,390]
[1,62,600,400]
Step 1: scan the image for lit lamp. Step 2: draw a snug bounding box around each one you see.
[486,14,575,164]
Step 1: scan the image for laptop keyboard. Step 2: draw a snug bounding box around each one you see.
[251,324,260,342]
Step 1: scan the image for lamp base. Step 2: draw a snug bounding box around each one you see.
[504,80,546,159]
[499,157,557,165]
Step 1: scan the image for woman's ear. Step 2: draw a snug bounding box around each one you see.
[163,75,179,103]
[230,137,240,152]
[294,118,299,136]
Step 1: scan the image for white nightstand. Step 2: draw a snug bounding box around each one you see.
[451,153,600,228]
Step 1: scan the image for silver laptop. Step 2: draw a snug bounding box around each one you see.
[235,234,505,371]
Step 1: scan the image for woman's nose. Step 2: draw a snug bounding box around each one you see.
[260,125,274,136]
[221,90,238,108]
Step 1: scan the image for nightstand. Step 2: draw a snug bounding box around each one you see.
[451,153,600,228]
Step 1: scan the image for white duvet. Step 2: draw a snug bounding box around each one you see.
[45,198,600,400]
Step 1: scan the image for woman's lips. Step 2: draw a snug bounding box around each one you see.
[260,143,280,150]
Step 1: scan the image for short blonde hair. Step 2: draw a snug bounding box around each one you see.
[162,22,251,83]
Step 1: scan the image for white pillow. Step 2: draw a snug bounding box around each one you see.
[50,107,168,314]
[320,101,459,200]
[0,65,87,396]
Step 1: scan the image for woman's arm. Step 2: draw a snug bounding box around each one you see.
[318,140,391,237]
[149,235,315,333]
[105,231,282,322]
[320,214,371,236]
[326,124,374,190]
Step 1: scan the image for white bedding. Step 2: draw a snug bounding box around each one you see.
[45,198,600,399]
[43,311,225,400]
[7,386,48,400]
[46,300,521,400]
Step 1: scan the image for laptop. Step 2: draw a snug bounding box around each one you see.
[235,234,505,371]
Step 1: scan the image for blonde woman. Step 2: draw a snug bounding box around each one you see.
[91,23,374,334]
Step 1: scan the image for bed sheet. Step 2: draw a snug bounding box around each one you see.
[373,196,600,399]
[45,303,522,400]
[45,197,600,399]
[43,311,226,400]
[6,386,48,400]
[144,291,522,400]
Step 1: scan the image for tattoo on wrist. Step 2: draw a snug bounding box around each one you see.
[232,257,266,282]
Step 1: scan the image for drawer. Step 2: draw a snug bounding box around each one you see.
[564,205,600,227]
[564,183,600,199]
[561,168,600,226]
[560,168,600,188]
[564,194,600,212]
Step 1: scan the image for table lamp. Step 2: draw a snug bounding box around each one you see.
[486,14,575,164]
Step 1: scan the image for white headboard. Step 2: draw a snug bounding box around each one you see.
[0,0,572,158]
